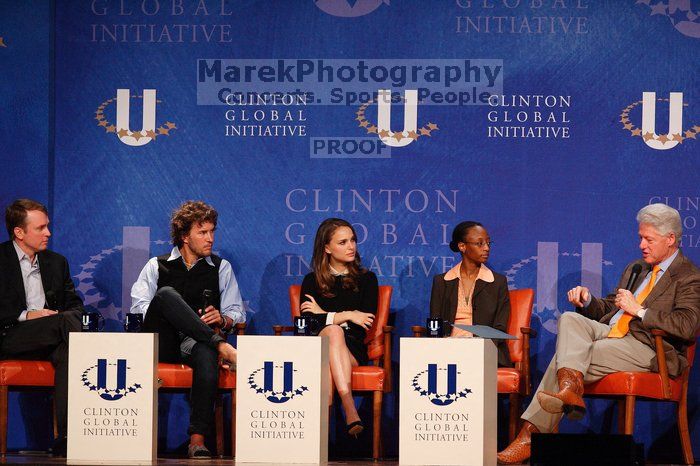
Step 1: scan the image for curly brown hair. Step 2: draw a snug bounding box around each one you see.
[170,201,218,248]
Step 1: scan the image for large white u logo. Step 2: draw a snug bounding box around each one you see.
[641,92,683,150]
[116,89,157,147]
[377,89,418,147]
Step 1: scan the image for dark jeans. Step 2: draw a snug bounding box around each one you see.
[0,309,82,439]
[142,286,224,437]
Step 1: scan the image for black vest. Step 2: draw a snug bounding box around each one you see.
[156,254,222,313]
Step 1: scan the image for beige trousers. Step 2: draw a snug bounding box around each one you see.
[522,311,656,433]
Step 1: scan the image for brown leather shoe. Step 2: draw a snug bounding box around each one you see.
[497,421,539,464]
[537,367,586,420]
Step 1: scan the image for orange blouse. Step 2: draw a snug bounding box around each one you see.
[443,262,495,337]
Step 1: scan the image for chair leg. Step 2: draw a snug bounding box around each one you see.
[623,395,635,435]
[508,393,520,442]
[215,394,224,457]
[0,386,7,456]
[617,399,626,434]
[677,396,694,465]
[372,390,382,461]
[230,389,236,458]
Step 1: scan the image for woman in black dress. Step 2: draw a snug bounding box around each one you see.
[300,218,378,437]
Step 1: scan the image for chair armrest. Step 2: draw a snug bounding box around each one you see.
[234,323,246,336]
[271,325,295,336]
[411,326,426,338]
[382,326,394,391]
[651,329,672,399]
[520,327,535,396]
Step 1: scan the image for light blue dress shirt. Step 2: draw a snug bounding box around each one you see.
[13,241,45,322]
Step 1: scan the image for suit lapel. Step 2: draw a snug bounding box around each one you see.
[473,279,488,299]
[4,242,28,308]
[37,252,52,304]
[642,253,683,307]
[445,279,459,324]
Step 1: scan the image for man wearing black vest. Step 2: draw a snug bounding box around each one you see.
[130,200,244,459]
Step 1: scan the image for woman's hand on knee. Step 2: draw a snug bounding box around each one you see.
[347,311,374,330]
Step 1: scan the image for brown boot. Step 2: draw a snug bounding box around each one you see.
[497,421,539,464]
[536,367,586,420]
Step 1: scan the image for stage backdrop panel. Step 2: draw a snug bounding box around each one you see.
[0,0,51,226]
[0,0,698,459]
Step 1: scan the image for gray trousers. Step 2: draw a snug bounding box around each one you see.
[522,311,656,433]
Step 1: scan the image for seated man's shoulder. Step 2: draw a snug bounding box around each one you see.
[39,248,69,263]
[210,254,224,267]
[676,253,700,275]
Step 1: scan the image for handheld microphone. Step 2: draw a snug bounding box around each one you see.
[45,290,58,310]
[201,289,213,316]
[624,264,643,291]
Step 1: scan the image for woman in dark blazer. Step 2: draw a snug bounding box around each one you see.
[430,221,513,367]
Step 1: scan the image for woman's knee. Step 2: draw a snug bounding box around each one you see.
[320,324,345,341]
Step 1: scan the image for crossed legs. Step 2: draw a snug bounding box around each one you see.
[498,312,655,464]
[319,325,362,431]
[142,286,237,456]
[0,309,81,442]
[523,312,656,433]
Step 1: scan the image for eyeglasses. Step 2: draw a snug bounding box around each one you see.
[463,241,492,249]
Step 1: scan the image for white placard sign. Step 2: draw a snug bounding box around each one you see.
[236,335,329,464]
[399,338,497,466]
[67,333,157,464]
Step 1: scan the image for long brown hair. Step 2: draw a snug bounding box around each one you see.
[311,218,364,297]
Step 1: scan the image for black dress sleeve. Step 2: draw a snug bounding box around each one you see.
[359,271,378,315]
[299,273,316,313]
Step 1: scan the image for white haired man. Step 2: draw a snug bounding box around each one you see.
[498,203,700,464]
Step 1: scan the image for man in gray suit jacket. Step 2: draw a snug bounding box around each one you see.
[498,204,700,465]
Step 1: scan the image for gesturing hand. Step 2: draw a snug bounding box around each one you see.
[300,295,324,314]
[567,286,590,307]
[348,311,374,330]
[200,305,224,327]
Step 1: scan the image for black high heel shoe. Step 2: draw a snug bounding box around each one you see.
[346,420,364,438]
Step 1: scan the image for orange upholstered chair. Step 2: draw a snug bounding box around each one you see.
[412,288,536,441]
[0,360,57,455]
[157,322,245,458]
[273,285,393,460]
[584,329,698,465]
[499,288,536,440]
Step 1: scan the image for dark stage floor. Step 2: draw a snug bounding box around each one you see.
[0,454,694,465]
